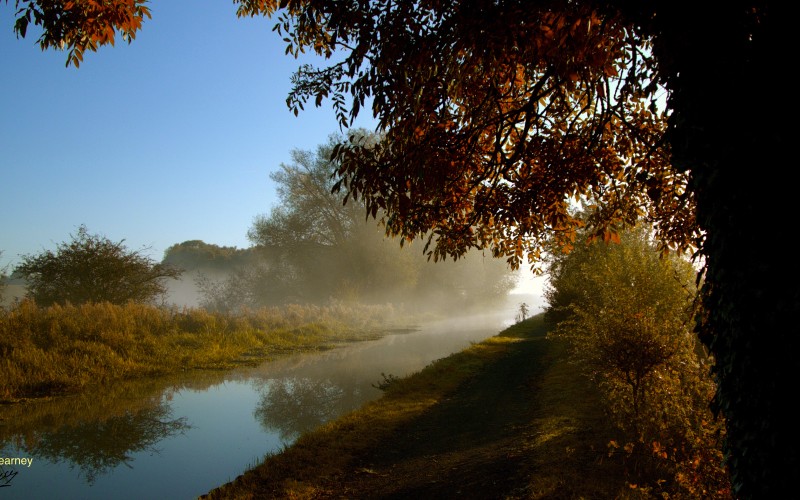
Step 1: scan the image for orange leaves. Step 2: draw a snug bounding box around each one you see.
[234,0,282,18]
[14,0,152,67]
[273,0,694,269]
[587,227,621,246]
[651,440,669,460]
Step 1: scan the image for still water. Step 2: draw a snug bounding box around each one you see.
[0,309,518,499]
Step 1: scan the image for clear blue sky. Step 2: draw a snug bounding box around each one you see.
[0,1,541,295]
[1,2,370,266]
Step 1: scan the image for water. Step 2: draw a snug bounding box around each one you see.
[0,310,516,499]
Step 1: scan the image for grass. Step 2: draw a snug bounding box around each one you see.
[0,300,400,401]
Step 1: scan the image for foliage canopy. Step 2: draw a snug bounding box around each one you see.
[16,225,181,306]
[162,240,259,272]
[8,0,151,67]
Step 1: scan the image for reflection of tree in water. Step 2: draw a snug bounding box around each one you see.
[13,402,188,484]
[254,377,349,442]
[0,365,238,485]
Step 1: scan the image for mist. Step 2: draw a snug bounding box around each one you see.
[160,236,521,318]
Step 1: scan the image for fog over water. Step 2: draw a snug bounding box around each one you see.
[157,266,546,311]
[0,303,525,499]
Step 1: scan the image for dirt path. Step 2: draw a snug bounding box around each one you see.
[330,335,551,498]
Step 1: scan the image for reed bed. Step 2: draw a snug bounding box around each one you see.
[0,300,397,401]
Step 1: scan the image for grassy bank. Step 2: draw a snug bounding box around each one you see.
[0,300,399,402]
[202,314,636,499]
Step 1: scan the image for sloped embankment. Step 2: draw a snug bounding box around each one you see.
[202,314,626,499]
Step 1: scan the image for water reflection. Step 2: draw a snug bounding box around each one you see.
[0,309,515,499]
[254,378,347,442]
[0,376,207,485]
[9,403,188,484]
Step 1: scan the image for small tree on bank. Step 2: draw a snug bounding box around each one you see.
[545,224,728,496]
[16,226,181,306]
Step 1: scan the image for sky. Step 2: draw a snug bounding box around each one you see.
[0,1,542,296]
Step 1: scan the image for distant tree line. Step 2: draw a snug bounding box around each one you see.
[161,240,262,272]
[5,134,513,314]
[166,134,516,313]
[0,251,7,300]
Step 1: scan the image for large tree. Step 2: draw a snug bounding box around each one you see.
[16,225,181,306]
[8,1,795,496]
[245,133,420,304]
[244,133,515,308]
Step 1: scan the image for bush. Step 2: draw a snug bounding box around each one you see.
[545,223,730,497]
[15,225,181,306]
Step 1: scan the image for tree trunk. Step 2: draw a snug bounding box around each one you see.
[647,2,798,496]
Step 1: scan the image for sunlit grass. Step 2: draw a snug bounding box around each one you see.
[0,300,399,401]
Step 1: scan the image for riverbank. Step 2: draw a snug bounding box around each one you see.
[0,300,402,402]
[203,314,632,499]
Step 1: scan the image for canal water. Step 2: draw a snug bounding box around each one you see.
[0,308,520,499]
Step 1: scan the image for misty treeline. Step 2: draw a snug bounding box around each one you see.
[164,133,516,314]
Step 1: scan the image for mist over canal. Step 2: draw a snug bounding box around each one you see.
[0,303,532,499]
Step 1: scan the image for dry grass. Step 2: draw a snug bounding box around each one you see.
[0,300,398,401]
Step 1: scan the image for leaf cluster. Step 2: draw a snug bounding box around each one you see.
[9,0,151,67]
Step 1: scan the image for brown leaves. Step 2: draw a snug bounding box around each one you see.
[13,0,152,67]
[24,0,698,269]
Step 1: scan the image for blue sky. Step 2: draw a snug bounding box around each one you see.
[0,1,541,295]
[1,2,368,265]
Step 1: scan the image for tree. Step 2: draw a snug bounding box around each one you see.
[9,2,795,496]
[245,132,419,304]
[516,302,529,323]
[546,225,727,496]
[546,225,703,423]
[162,240,257,272]
[16,225,181,306]
[244,133,515,308]
[253,4,790,496]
